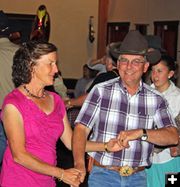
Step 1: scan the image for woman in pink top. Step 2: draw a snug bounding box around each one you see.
[0,41,122,187]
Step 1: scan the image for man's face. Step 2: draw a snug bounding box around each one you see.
[117,54,149,88]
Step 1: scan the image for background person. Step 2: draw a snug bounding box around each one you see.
[146,54,180,187]
[53,70,68,99]
[0,10,19,107]
[87,57,107,75]
[173,113,180,155]
[0,10,19,172]
[0,121,6,171]
[74,64,98,98]
[65,42,121,109]
[72,30,178,187]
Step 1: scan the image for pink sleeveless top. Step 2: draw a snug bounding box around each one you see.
[0,89,65,187]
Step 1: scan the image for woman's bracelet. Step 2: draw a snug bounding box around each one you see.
[104,142,110,153]
[67,99,71,106]
[58,169,64,182]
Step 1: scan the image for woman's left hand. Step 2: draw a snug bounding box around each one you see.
[59,168,81,187]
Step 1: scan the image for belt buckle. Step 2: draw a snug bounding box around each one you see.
[119,165,134,176]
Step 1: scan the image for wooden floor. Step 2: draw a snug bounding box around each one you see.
[56,140,88,187]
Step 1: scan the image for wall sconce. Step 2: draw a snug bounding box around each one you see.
[164,25,168,30]
[89,16,95,43]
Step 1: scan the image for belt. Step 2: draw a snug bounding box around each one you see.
[93,159,145,176]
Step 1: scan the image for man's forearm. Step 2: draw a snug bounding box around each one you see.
[72,124,87,167]
[118,127,179,149]
[146,126,179,146]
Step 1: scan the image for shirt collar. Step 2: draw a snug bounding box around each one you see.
[119,79,143,95]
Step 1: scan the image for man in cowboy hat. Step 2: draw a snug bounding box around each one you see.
[72,30,179,187]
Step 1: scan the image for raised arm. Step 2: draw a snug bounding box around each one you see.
[65,94,87,108]
[117,127,179,148]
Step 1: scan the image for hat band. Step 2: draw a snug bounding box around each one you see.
[0,26,9,32]
[119,49,147,55]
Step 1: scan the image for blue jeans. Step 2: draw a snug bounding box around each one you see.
[0,121,7,167]
[88,166,147,187]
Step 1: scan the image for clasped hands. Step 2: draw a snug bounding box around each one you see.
[104,129,143,152]
[58,168,84,187]
[72,129,143,186]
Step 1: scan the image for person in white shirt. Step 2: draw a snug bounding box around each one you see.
[0,10,19,107]
[146,54,180,187]
[0,10,19,171]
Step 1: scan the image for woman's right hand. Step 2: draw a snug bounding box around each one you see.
[60,168,81,187]
[106,138,125,152]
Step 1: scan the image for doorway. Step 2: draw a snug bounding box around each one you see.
[106,22,130,45]
[154,21,179,60]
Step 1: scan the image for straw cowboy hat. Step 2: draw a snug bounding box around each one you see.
[87,41,121,72]
[107,41,121,63]
[110,30,161,64]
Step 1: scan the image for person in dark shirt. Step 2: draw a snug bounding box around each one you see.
[86,61,119,92]
[65,42,121,108]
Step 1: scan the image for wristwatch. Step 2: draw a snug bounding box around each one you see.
[141,129,148,141]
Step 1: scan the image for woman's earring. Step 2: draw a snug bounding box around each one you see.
[32,69,35,78]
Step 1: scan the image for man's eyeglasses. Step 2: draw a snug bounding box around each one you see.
[118,57,145,66]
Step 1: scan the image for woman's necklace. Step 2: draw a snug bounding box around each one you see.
[23,85,46,99]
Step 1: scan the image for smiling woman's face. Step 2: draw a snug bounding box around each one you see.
[33,51,58,86]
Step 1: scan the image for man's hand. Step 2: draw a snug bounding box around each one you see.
[106,138,125,152]
[74,163,86,184]
[117,129,143,148]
